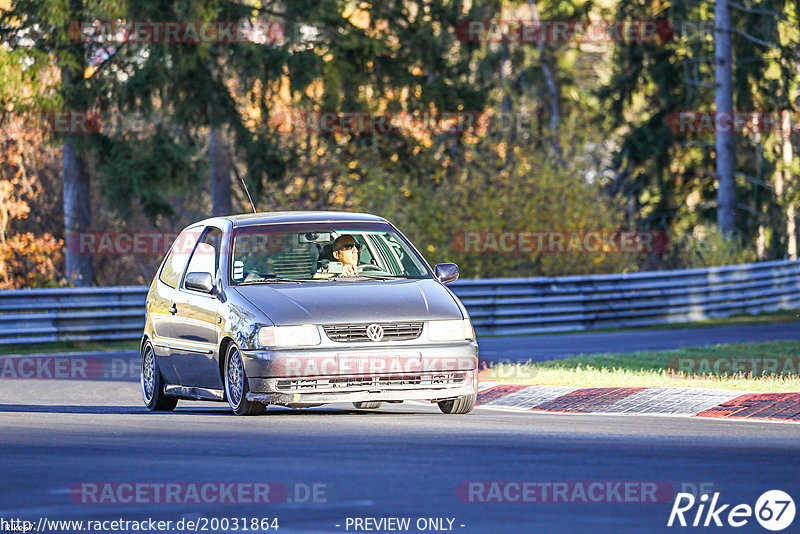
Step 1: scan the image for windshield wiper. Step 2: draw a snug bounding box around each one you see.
[336,274,400,280]
[236,277,300,285]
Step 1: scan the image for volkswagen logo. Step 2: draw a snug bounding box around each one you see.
[365,323,384,342]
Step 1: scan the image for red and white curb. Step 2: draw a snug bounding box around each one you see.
[476,381,800,421]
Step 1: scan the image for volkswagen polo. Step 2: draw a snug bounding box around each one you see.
[141,211,478,415]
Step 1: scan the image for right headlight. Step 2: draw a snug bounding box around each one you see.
[428,319,474,341]
[258,325,321,347]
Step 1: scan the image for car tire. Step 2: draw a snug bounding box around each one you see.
[224,344,267,416]
[353,401,382,409]
[438,393,476,414]
[141,341,178,412]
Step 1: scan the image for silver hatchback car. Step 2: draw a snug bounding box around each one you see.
[141,211,478,415]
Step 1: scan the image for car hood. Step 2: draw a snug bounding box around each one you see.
[231,279,463,325]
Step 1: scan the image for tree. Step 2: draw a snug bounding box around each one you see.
[526,0,562,160]
[1,0,136,285]
[600,0,796,263]
[0,51,64,288]
[714,0,735,236]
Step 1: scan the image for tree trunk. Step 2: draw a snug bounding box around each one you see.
[527,0,562,161]
[63,139,93,286]
[61,43,93,286]
[209,125,232,217]
[714,0,736,235]
[781,115,797,258]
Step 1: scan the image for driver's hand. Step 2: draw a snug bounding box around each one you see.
[341,264,357,276]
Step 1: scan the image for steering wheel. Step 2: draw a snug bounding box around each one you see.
[357,264,383,273]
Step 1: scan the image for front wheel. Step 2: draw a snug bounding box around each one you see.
[224,344,267,416]
[438,393,476,414]
[141,341,178,412]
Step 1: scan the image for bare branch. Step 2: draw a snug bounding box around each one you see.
[730,27,777,48]
[728,2,782,17]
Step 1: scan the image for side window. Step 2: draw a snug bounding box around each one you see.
[354,236,374,265]
[158,227,202,288]
[184,227,224,288]
[374,233,425,276]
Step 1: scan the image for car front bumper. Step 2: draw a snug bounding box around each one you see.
[241,341,478,406]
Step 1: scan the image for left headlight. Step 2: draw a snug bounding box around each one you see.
[258,325,321,347]
[428,319,474,341]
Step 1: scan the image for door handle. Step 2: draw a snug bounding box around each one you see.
[169,304,178,315]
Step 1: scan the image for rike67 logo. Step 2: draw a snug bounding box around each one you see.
[668,490,795,531]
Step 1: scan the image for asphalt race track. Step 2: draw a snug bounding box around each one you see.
[1,379,799,534]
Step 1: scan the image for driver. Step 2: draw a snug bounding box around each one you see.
[332,234,363,276]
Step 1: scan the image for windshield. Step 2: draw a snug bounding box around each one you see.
[229,223,431,284]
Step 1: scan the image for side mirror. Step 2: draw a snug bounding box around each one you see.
[185,272,214,293]
[434,263,459,284]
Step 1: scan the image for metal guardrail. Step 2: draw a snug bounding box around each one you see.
[0,286,148,345]
[1,259,799,344]
[455,259,800,336]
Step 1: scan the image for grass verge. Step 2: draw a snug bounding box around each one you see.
[482,340,800,393]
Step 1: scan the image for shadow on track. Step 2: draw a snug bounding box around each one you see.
[0,404,144,415]
[0,403,430,416]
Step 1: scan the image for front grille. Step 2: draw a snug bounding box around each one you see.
[323,322,423,342]
[275,371,468,391]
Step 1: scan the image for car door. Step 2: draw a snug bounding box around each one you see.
[150,226,203,385]
[170,226,224,389]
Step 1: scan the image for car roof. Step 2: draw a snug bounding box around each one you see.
[192,211,390,229]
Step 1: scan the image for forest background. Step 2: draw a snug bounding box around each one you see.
[2,0,797,287]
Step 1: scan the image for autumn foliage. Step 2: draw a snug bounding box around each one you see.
[0,126,64,289]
